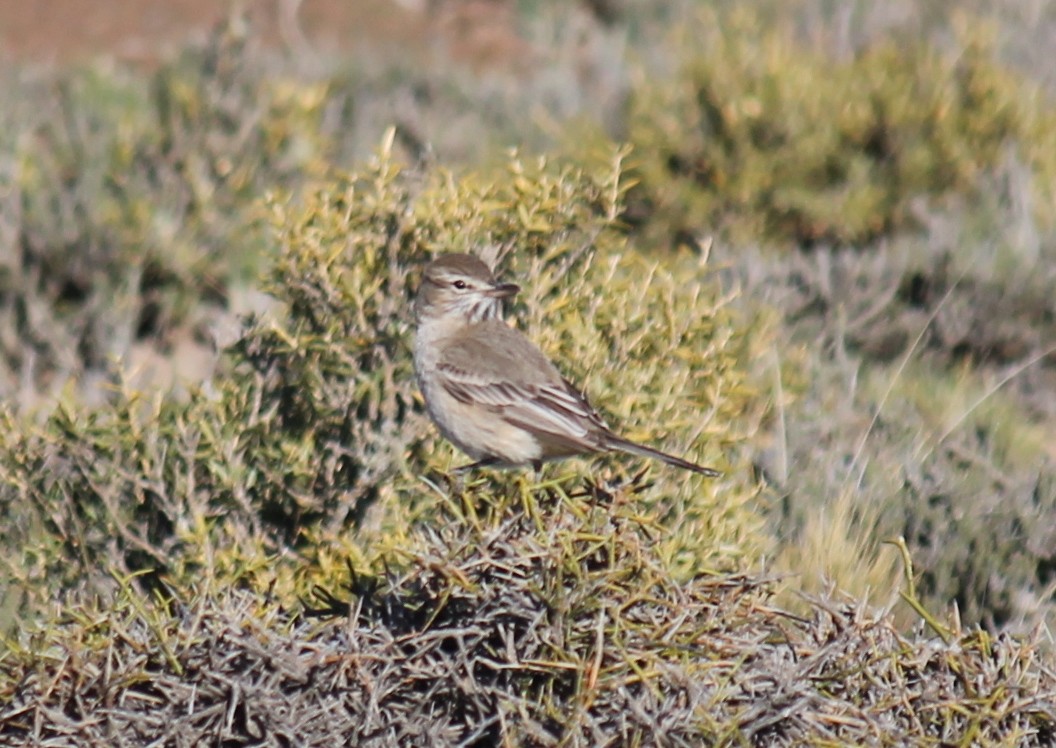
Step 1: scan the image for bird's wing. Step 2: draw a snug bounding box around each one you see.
[437,324,608,442]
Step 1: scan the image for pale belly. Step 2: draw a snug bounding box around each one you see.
[419,372,543,465]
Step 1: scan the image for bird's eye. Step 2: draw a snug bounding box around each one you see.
[452,280,467,290]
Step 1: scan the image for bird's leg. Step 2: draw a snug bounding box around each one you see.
[452,456,500,475]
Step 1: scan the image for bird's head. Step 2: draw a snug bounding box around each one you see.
[415,253,520,325]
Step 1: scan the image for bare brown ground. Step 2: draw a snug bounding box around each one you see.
[0,0,528,69]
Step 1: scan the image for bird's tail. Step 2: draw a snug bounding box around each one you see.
[604,435,722,477]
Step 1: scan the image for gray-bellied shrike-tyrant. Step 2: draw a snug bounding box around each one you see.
[412,253,721,477]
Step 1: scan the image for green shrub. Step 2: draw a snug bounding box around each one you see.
[0,137,763,629]
[626,11,1056,247]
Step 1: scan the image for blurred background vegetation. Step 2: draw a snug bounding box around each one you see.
[0,0,1054,742]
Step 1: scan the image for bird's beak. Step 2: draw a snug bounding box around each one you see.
[486,282,520,299]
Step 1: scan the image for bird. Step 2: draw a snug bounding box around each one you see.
[412,253,721,477]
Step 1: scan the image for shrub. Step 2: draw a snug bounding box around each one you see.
[0,137,763,630]
[626,11,1056,248]
[3,487,1054,745]
[0,26,330,409]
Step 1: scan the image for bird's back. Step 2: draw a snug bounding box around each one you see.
[438,320,565,388]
